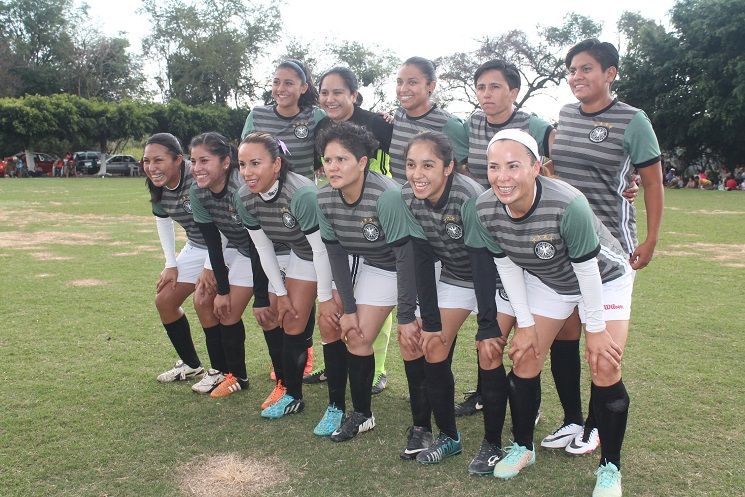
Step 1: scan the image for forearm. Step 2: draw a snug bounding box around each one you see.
[412,237,440,332]
[306,230,333,301]
[197,222,229,295]
[494,256,533,328]
[391,240,418,325]
[325,242,356,314]
[247,228,286,296]
[469,248,501,339]
[155,216,177,268]
[571,258,604,332]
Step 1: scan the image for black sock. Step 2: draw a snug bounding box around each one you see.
[164,314,200,368]
[203,324,226,372]
[592,380,629,470]
[446,335,458,367]
[551,339,584,425]
[282,332,307,399]
[585,395,597,430]
[263,327,284,382]
[324,340,347,411]
[403,357,431,431]
[302,306,316,347]
[480,365,507,447]
[507,371,541,450]
[220,320,247,384]
[425,359,457,439]
[347,351,374,417]
[475,349,482,395]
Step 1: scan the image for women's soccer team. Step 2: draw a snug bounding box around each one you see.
[143,38,664,497]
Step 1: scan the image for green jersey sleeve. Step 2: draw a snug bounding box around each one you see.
[528,114,553,157]
[443,116,470,164]
[317,201,337,242]
[560,195,601,261]
[462,197,504,255]
[240,110,255,140]
[189,184,212,223]
[313,107,326,122]
[291,185,321,233]
[624,111,661,167]
[152,201,167,218]
[377,188,426,244]
[234,193,259,229]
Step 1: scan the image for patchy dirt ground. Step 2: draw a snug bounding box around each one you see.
[657,242,745,268]
[178,453,289,497]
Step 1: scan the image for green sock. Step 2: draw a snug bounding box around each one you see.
[372,311,393,377]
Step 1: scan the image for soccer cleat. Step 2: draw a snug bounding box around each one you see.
[566,427,600,455]
[454,391,483,417]
[330,411,375,442]
[592,462,622,497]
[157,360,203,382]
[191,368,224,394]
[313,404,344,436]
[540,423,583,449]
[468,439,502,475]
[260,393,304,419]
[209,373,244,398]
[304,347,314,376]
[400,426,434,460]
[416,432,462,464]
[303,367,327,384]
[261,381,287,409]
[371,373,388,395]
[492,442,536,479]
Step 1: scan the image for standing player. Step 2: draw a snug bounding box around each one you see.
[547,39,663,457]
[388,57,469,183]
[234,132,334,420]
[315,121,419,442]
[465,129,633,497]
[312,66,394,394]
[189,132,269,398]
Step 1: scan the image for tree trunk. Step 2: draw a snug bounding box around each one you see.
[25,148,36,172]
[97,140,109,176]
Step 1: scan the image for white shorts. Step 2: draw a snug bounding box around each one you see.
[525,270,634,323]
[223,248,254,288]
[175,243,208,284]
[268,252,317,294]
[332,256,397,307]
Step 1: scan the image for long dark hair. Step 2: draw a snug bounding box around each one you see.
[240,132,293,182]
[189,132,238,173]
[318,66,363,106]
[404,131,455,171]
[144,133,185,204]
[277,59,319,109]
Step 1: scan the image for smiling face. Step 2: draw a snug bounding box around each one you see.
[272,67,308,116]
[190,144,230,192]
[405,140,453,204]
[475,69,519,124]
[322,140,367,197]
[143,143,182,189]
[396,64,435,117]
[319,73,357,122]
[486,139,541,218]
[567,51,617,111]
[238,142,281,194]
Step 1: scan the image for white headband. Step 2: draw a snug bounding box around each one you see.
[487,128,540,160]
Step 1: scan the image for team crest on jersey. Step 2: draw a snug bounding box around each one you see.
[445,222,463,240]
[589,126,609,143]
[294,122,309,139]
[534,241,556,260]
[361,217,381,242]
[498,289,510,301]
[281,210,297,229]
[228,205,242,225]
[180,194,192,214]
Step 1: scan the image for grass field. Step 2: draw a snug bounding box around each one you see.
[1,178,743,497]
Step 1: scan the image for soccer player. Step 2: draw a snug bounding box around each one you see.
[465,129,633,497]
[315,121,418,442]
[234,132,334,420]
[546,39,663,458]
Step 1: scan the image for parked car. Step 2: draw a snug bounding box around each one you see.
[105,155,141,176]
[14,152,59,176]
[74,151,102,175]
[0,158,6,177]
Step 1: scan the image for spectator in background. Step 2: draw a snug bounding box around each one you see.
[724,174,738,191]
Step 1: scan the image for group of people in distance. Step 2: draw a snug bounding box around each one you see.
[142,37,663,497]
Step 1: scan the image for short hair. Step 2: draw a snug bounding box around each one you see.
[565,38,619,71]
[474,59,521,90]
[316,121,379,163]
[404,131,455,168]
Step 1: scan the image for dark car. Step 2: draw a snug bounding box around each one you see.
[14,152,59,176]
[105,155,141,176]
[74,151,102,175]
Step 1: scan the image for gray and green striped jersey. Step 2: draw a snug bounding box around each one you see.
[152,163,207,249]
[317,171,404,271]
[241,105,326,180]
[235,172,318,261]
[464,176,628,295]
[552,99,661,254]
[396,173,485,288]
[466,109,553,189]
[389,105,469,184]
[190,168,252,257]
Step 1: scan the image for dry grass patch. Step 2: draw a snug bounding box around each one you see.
[666,206,744,215]
[178,453,288,497]
[69,279,107,287]
[657,242,745,268]
[0,209,150,229]
[0,231,110,248]
[31,252,73,261]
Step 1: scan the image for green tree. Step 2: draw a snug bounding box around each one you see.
[617,0,745,167]
[436,13,601,112]
[141,0,280,106]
